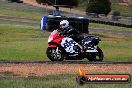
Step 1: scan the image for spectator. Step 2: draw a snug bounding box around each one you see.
[54,6,61,16]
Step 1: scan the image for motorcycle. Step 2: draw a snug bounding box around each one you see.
[46,30,104,61]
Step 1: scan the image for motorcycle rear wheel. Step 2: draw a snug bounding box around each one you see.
[87,47,104,61]
[46,47,65,61]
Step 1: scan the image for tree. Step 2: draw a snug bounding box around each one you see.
[86,0,111,16]
[36,0,47,4]
[8,0,23,3]
[36,0,78,6]
[129,1,132,10]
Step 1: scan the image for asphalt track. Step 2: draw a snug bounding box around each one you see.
[0,60,132,64]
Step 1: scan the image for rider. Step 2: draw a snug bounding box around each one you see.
[58,20,84,43]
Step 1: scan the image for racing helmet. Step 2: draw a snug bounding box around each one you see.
[60,20,69,29]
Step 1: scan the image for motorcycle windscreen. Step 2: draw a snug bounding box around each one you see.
[48,30,64,43]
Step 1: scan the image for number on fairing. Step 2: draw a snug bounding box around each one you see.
[63,40,76,49]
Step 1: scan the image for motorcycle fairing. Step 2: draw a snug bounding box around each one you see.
[61,37,82,54]
[48,30,64,48]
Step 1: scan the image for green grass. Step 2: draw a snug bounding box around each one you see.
[0,0,46,20]
[89,23,132,31]
[111,4,132,17]
[78,2,132,17]
[0,24,50,61]
[0,74,131,88]
[0,23,132,62]
[0,7,44,20]
[90,31,132,62]
[101,40,132,62]
[0,17,40,23]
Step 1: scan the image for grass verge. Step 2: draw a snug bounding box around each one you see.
[78,2,132,17]
[111,4,132,17]
[0,23,132,62]
[90,31,132,62]
[0,74,131,88]
[0,24,50,61]
[89,23,132,31]
[0,0,46,20]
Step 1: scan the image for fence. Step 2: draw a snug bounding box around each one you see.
[86,13,132,28]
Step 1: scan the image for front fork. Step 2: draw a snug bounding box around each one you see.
[56,47,59,55]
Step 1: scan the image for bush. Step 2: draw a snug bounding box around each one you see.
[111,11,120,21]
[130,3,132,10]
[112,11,120,16]
[36,0,47,4]
[86,0,111,16]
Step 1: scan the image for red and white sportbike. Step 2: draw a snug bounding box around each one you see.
[46,30,104,61]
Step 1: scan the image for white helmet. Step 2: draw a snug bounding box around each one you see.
[60,20,69,29]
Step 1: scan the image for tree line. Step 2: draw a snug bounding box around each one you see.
[8,0,112,16]
[36,0,111,15]
[36,0,78,6]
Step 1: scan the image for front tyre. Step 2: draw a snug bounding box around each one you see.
[46,47,65,61]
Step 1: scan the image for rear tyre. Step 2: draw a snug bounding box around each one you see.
[87,47,104,61]
[46,47,65,61]
[96,47,104,61]
[87,53,96,61]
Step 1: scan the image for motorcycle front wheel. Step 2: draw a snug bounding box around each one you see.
[46,47,65,61]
